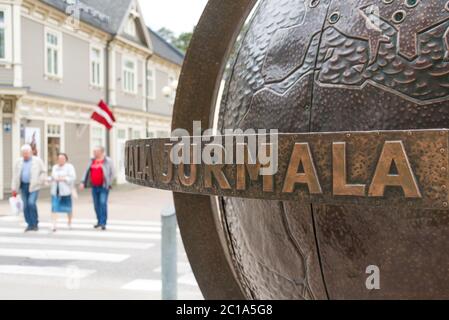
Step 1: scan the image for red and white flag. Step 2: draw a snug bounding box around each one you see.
[91,100,116,130]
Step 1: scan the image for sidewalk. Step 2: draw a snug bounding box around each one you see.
[0,184,175,222]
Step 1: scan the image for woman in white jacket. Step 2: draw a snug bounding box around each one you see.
[50,153,76,232]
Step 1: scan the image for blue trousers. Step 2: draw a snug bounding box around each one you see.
[92,186,109,226]
[20,183,39,228]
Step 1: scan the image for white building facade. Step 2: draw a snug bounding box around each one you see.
[0,0,184,198]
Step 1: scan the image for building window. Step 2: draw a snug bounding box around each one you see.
[157,130,169,138]
[147,67,156,100]
[91,126,105,152]
[0,5,11,62]
[123,57,137,94]
[90,46,103,87]
[117,129,126,140]
[117,128,127,179]
[47,124,62,174]
[45,28,63,78]
[146,130,169,138]
[47,124,61,137]
[146,131,154,138]
[125,17,136,37]
[133,130,141,139]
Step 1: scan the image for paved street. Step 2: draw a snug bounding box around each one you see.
[0,186,203,300]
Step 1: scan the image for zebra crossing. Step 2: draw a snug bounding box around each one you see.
[0,214,202,299]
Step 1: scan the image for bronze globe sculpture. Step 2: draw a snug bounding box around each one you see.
[127,0,449,299]
[216,0,449,300]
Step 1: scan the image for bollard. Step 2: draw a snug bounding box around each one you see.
[161,205,177,300]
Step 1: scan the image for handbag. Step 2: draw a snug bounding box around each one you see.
[9,196,23,215]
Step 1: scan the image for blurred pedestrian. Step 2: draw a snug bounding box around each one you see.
[50,153,76,232]
[80,146,115,230]
[11,144,46,232]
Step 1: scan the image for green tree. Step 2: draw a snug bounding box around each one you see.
[157,27,176,44]
[172,32,193,53]
[157,27,193,53]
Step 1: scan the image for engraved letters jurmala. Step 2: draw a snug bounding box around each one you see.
[204,164,232,190]
[333,142,366,197]
[160,144,174,184]
[282,143,323,194]
[177,145,198,187]
[236,144,274,192]
[368,141,422,198]
[125,130,443,209]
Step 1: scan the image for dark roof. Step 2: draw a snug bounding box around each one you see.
[40,0,132,35]
[148,28,184,66]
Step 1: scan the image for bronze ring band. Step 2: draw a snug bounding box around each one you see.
[126,129,449,213]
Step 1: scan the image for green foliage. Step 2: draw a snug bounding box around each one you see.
[157,27,176,44]
[172,32,193,53]
[157,27,193,53]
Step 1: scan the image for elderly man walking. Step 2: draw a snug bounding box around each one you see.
[11,145,46,232]
[80,146,115,231]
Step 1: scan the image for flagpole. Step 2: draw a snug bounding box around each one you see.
[106,127,111,157]
[106,40,111,158]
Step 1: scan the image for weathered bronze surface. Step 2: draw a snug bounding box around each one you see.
[127,0,449,299]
